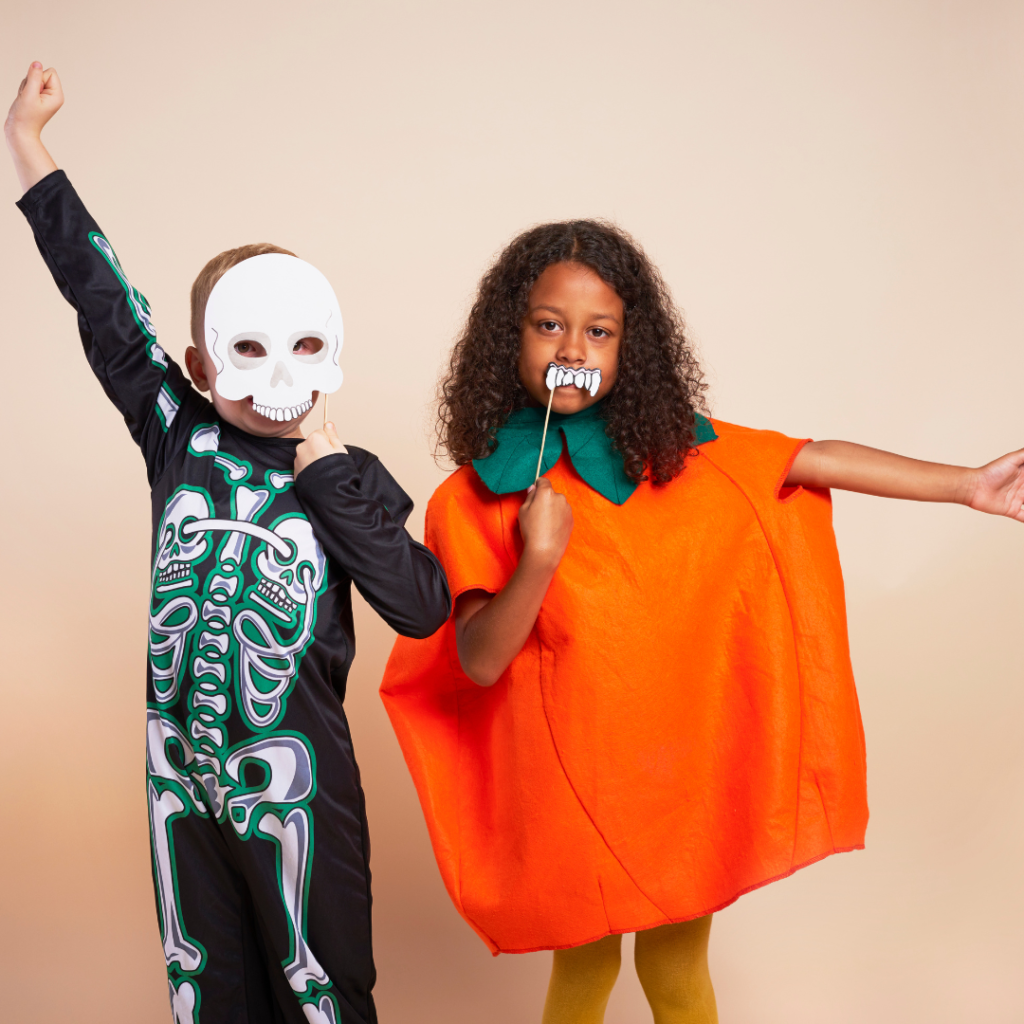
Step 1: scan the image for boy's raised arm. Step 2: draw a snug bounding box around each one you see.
[5,62,60,194]
[7,63,205,483]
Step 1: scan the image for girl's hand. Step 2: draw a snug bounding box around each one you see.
[294,421,348,476]
[456,479,573,687]
[965,448,1024,522]
[518,478,573,567]
[5,63,62,193]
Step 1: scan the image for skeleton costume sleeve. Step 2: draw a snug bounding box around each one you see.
[18,169,451,1024]
[18,170,204,484]
[295,454,452,640]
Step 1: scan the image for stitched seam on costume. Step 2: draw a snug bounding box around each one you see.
[701,445,807,872]
[536,645,673,921]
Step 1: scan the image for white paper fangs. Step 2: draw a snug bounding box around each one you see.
[545,362,602,397]
[205,254,344,419]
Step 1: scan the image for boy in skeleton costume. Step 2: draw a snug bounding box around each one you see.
[6,64,451,1024]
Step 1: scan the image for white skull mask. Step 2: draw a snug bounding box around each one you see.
[204,254,343,421]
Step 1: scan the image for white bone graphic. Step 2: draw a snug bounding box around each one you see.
[234,567,318,728]
[183,518,290,558]
[154,490,212,592]
[149,782,203,973]
[302,996,339,1024]
[147,712,207,973]
[147,711,207,813]
[168,978,197,1024]
[223,736,313,834]
[254,517,327,623]
[202,600,231,626]
[218,486,270,566]
[150,597,199,703]
[258,808,330,994]
[189,423,248,481]
[192,655,226,684]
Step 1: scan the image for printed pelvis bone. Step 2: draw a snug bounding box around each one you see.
[154,489,213,593]
[236,519,326,728]
[545,362,602,397]
[146,711,207,974]
[224,736,330,993]
[204,253,344,421]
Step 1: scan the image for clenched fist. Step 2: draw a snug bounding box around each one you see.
[518,477,573,569]
[6,62,62,193]
[294,421,348,476]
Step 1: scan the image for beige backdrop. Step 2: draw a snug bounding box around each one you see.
[2,1,1023,1021]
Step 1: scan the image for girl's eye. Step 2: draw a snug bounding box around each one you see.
[292,337,325,354]
[590,328,607,338]
[540,321,559,332]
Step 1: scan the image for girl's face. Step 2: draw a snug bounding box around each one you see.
[518,262,623,415]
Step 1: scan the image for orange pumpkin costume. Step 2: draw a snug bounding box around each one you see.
[380,419,867,955]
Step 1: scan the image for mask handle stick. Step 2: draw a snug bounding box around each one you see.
[323,391,329,430]
[534,371,556,484]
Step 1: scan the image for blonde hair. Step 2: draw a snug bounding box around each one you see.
[189,243,297,347]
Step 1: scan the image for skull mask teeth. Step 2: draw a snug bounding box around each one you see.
[252,398,313,423]
[205,254,344,414]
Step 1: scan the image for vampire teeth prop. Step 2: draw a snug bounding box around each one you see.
[252,398,314,422]
[545,363,602,397]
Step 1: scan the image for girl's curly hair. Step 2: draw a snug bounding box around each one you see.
[437,220,707,485]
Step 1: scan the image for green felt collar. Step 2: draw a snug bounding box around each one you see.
[472,402,717,505]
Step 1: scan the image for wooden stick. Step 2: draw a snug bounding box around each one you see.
[534,380,556,483]
[323,391,329,429]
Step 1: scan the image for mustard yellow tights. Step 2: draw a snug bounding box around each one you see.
[540,916,718,1024]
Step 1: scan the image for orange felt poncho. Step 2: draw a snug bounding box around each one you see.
[380,420,867,955]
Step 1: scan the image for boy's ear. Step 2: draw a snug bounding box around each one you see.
[185,346,211,392]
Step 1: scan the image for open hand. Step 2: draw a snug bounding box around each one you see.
[518,478,573,567]
[966,448,1024,522]
[294,421,348,476]
[5,62,63,143]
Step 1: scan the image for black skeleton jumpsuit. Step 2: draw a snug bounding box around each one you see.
[18,171,452,1024]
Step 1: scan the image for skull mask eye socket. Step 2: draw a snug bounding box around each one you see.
[289,333,327,365]
[228,333,271,370]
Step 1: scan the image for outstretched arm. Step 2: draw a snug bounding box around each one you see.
[5,62,61,193]
[786,440,1024,522]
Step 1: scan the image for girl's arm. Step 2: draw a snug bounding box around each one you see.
[786,440,1024,521]
[455,478,573,686]
[5,63,61,193]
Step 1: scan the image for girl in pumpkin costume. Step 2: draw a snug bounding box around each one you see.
[381,222,1024,1024]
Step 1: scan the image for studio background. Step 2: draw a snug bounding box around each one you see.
[2,2,1023,1021]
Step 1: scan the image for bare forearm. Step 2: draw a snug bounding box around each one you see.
[786,440,976,503]
[5,129,57,194]
[457,552,558,686]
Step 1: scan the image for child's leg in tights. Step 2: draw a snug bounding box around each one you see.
[541,933,623,1024]
[633,915,718,1024]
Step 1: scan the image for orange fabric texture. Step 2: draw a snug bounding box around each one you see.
[380,421,868,955]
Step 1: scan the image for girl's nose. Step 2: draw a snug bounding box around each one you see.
[556,329,587,364]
